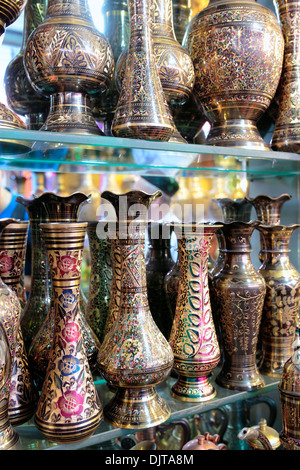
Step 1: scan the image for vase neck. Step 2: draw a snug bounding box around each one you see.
[247,194,291,224]
[21,0,48,50]
[152,0,176,39]
[46,0,92,20]
[219,222,257,252]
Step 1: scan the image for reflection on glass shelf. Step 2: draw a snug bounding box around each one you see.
[16,373,280,450]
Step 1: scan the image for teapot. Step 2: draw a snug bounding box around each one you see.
[182,432,227,450]
[237,418,281,450]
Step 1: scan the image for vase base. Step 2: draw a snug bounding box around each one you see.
[205,119,270,150]
[103,386,171,429]
[171,375,216,402]
[9,401,38,427]
[279,431,300,450]
[0,425,19,450]
[216,367,265,391]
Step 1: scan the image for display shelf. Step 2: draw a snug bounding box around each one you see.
[0,128,300,177]
[15,372,280,451]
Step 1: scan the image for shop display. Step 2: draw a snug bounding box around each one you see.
[35,222,102,443]
[271,0,300,152]
[23,0,114,134]
[112,0,174,140]
[237,418,281,450]
[97,190,174,429]
[4,0,49,130]
[210,221,266,391]
[0,221,38,426]
[184,0,284,148]
[169,223,221,402]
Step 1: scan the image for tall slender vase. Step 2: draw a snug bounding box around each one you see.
[35,222,102,443]
[97,190,174,429]
[257,224,300,376]
[210,221,266,391]
[0,221,38,425]
[271,0,300,151]
[24,0,114,134]
[85,221,113,343]
[168,223,221,402]
[4,0,49,130]
[111,0,174,140]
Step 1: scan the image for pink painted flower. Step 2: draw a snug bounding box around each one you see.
[57,255,77,277]
[62,322,80,343]
[0,253,13,273]
[57,390,84,418]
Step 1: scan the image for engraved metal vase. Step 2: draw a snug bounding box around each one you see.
[112,0,174,140]
[35,222,102,443]
[97,190,174,429]
[257,224,300,377]
[183,0,284,149]
[0,323,16,449]
[210,221,266,391]
[0,221,38,426]
[168,223,221,402]
[24,0,114,134]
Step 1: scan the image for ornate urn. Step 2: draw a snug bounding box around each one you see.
[183,0,284,149]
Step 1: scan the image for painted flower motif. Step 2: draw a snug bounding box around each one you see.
[57,390,84,418]
[0,253,13,273]
[57,255,77,277]
[62,322,80,343]
[58,355,80,376]
[59,289,76,309]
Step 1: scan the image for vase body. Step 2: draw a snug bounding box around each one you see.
[97,190,174,429]
[4,0,49,130]
[183,0,284,149]
[0,221,38,425]
[210,221,266,391]
[85,221,113,343]
[169,223,221,402]
[271,0,300,151]
[146,222,175,339]
[35,222,102,443]
[24,0,114,134]
[112,0,174,140]
[257,224,300,377]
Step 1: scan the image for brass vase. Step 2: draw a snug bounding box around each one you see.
[0,221,38,425]
[111,0,174,140]
[85,221,113,343]
[35,222,102,443]
[24,0,114,134]
[210,221,266,391]
[257,224,300,377]
[97,190,174,429]
[168,223,221,402]
[183,0,284,149]
[271,0,300,151]
[0,323,16,449]
[4,0,49,130]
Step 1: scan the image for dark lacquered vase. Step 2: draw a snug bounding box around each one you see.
[210,221,266,391]
[97,191,174,429]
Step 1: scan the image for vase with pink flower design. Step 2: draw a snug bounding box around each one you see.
[35,222,102,443]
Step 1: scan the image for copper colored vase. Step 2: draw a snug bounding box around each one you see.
[183,0,284,149]
[35,222,102,443]
[169,223,221,402]
[210,221,266,391]
[97,190,174,429]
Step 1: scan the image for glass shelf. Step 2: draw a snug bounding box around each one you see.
[16,372,280,451]
[0,128,300,177]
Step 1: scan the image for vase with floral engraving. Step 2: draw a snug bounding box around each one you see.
[183,0,284,149]
[168,223,221,402]
[24,0,114,134]
[256,224,300,377]
[16,192,100,386]
[97,190,174,429]
[271,0,300,152]
[85,221,113,343]
[112,0,174,140]
[0,221,38,425]
[210,221,266,391]
[4,0,49,130]
[35,222,102,443]
[146,222,175,339]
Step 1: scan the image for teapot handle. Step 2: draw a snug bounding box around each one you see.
[157,418,191,449]
[244,396,277,427]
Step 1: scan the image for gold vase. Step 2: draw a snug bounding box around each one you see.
[0,221,38,425]
[112,0,174,140]
[97,190,174,429]
[183,0,284,149]
[169,223,221,402]
[35,222,102,443]
[24,0,114,134]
